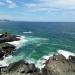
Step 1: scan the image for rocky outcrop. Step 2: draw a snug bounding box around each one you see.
[0,33,20,59]
[1,60,41,75]
[42,54,75,75]
[0,33,75,75]
[69,56,75,63]
[0,32,20,43]
[0,49,4,59]
[0,43,15,55]
[0,43,15,59]
[0,43,16,59]
[0,55,75,75]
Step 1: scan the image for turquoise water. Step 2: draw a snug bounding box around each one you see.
[0,22,75,65]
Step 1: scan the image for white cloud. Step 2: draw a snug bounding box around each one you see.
[5,0,17,8]
[23,0,75,12]
[0,0,17,8]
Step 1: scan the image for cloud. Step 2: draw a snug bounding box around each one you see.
[0,0,17,8]
[0,0,75,21]
[5,0,17,8]
[23,0,75,12]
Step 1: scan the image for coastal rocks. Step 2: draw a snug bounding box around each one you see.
[69,56,75,63]
[0,32,20,59]
[0,49,4,59]
[1,60,41,75]
[0,54,75,75]
[1,43,15,54]
[0,32,20,43]
[0,43,16,58]
[42,54,75,75]
[0,34,75,75]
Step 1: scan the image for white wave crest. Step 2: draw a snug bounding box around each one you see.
[57,49,75,59]
[0,49,75,69]
[23,31,32,34]
[0,55,13,67]
[35,53,54,69]
[35,50,75,69]
[8,36,28,49]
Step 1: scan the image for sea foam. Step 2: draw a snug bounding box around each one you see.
[35,50,75,69]
[23,31,32,34]
[57,49,75,59]
[0,49,75,69]
[0,55,13,67]
[8,36,28,49]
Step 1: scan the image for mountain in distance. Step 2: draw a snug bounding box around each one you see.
[0,19,10,22]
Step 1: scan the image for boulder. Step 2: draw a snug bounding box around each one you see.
[42,54,75,75]
[69,56,75,63]
[0,49,4,59]
[1,60,41,75]
[0,43,15,57]
[1,54,75,75]
[1,43,15,54]
[0,32,20,43]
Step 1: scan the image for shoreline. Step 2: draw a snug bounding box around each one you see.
[0,33,75,75]
[0,54,75,75]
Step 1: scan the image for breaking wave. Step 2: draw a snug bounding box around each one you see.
[0,49,75,69]
[0,55,13,67]
[8,36,28,49]
[57,49,75,59]
[23,31,32,34]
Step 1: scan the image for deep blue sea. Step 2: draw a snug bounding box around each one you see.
[0,21,75,68]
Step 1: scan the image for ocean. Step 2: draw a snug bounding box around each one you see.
[0,21,75,68]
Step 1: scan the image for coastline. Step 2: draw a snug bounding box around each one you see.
[0,33,75,75]
[0,54,75,75]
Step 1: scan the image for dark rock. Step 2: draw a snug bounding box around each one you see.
[0,32,20,58]
[2,43,15,54]
[1,60,41,75]
[0,49,4,59]
[1,54,75,75]
[42,68,48,75]
[69,56,75,63]
[0,32,20,43]
[0,43,16,59]
[0,43,15,56]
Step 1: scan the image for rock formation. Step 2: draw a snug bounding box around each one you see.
[0,32,20,43]
[0,54,75,75]
[0,33,75,75]
[42,54,75,75]
[1,60,41,75]
[0,32,20,58]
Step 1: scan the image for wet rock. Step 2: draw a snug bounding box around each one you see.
[0,43,15,56]
[0,49,4,59]
[1,60,41,75]
[2,43,15,54]
[0,43,16,59]
[0,32,20,43]
[0,33,20,59]
[42,68,48,75]
[69,56,75,63]
[1,54,75,75]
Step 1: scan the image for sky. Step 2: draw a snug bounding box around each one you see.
[0,0,75,22]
